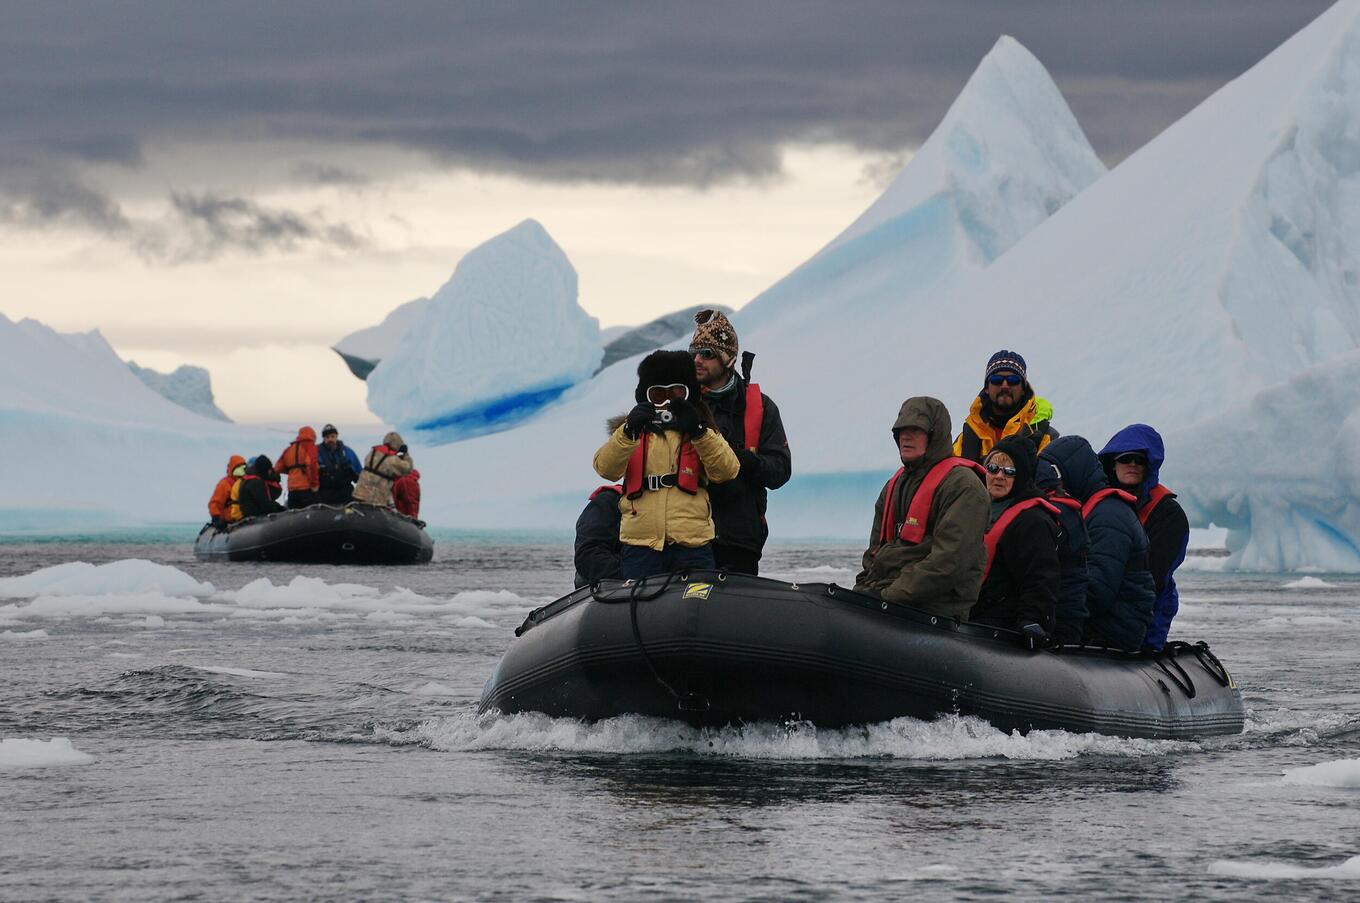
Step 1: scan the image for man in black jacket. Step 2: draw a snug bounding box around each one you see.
[688,309,791,575]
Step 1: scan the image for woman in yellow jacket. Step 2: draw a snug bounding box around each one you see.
[593,351,739,579]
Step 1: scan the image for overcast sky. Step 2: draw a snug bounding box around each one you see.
[0,1,1335,422]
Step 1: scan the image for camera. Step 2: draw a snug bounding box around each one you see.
[652,407,674,425]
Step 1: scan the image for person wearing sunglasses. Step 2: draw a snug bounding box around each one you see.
[971,436,1061,647]
[953,350,1058,463]
[1099,425,1189,651]
[854,396,990,616]
[593,349,739,580]
[688,308,792,576]
[1039,436,1155,651]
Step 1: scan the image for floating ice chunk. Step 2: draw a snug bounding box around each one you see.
[0,560,214,599]
[1,592,218,619]
[1208,855,1360,880]
[1283,758,1360,789]
[1284,576,1336,589]
[0,737,94,769]
[366,219,602,440]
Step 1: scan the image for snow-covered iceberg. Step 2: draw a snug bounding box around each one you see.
[127,361,231,421]
[332,296,433,379]
[365,219,603,440]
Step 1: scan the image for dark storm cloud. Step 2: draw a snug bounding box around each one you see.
[0,0,1339,192]
[167,193,366,258]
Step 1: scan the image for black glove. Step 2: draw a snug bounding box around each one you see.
[210,516,226,531]
[1017,622,1049,650]
[668,398,703,435]
[736,448,762,484]
[624,402,655,439]
[397,445,408,455]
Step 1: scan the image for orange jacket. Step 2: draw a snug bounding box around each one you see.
[209,455,247,518]
[277,427,320,492]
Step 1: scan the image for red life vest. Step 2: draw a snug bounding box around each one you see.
[878,457,987,545]
[365,445,398,475]
[590,484,623,501]
[742,383,764,452]
[984,497,1062,580]
[1081,487,1138,520]
[622,433,701,499]
[1137,484,1176,525]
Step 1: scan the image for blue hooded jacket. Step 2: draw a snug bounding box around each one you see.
[1040,435,1155,650]
[1099,424,1189,650]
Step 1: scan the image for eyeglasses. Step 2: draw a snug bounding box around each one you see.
[692,347,720,361]
[1114,453,1148,467]
[988,373,1023,386]
[645,384,690,405]
[985,463,1018,477]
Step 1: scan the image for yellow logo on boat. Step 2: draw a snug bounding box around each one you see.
[683,582,713,600]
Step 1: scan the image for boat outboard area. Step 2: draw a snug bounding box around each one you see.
[480,572,1245,740]
[194,505,434,564]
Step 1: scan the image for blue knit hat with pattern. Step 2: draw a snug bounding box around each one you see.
[985,349,1027,383]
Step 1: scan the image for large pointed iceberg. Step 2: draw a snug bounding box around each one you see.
[365,219,603,440]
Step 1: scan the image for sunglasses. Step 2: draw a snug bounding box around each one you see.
[1114,453,1148,467]
[692,347,720,361]
[645,384,690,405]
[985,463,1018,477]
[988,373,1023,386]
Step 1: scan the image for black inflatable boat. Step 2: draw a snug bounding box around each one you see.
[480,572,1244,739]
[194,505,434,564]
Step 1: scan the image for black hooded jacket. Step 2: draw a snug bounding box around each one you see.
[971,436,1060,631]
[1035,458,1089,644]
[704,371,791,554]
[1040,436,1155,650]
[239,456,285,519]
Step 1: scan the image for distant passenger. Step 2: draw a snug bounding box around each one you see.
[392,469,421,519]
[1100,425,1189,651]
[317,423,362,505]
[1035,458,1089,645]
[954,350,1057,462]
[574,484,623,587]
[592,350,739,580]
[352,432,413,509]
[237,454,285,519]
[1040,436,1155,651]
[970,436,1060,647]
[854,397,989,617]
[689,308,792,575]
[277,426,320,509]
[208,455,246,530]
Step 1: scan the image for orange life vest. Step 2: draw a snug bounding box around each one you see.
[1137,484,1176,525]
[741,383,764,452]
[878,457,987,545]
[1081,487,1138,520]
[983,496,1062,580]
[622,433,701,499]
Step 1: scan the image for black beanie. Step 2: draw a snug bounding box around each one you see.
[635,350,699,405]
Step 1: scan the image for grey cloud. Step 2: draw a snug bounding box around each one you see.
[0,174,133,234]
[166,192,366,260]
[0,0,1339,193]
[292,162,371,187]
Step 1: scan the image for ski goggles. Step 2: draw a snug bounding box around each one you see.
[1113,453,1148,466]
[987,373,1023,386]
[985,463,1018,477]
[645,384,690,405]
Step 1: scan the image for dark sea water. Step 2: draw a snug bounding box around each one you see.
[1,537,1357,901]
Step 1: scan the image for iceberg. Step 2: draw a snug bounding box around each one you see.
[597,304,733,373]
[365,219,603,440]
[127,361,232,421]
[332,295,433,380]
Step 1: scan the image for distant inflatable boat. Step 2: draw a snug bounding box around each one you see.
[480,572,1244,739]
[194,505,434,564]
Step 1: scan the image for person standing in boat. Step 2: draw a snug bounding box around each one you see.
[854,397,990,617]
[688,309,791,576]
[352,432,414,509]
[593,350,740,580]
[970,436,1061,647]
[1039,436,1155,651]
[317,424,362,505]
[277,426,321,509]
[1099,425,1189,651]
[236,455,285,519]
[953,350,1058,462]
[208,455,246,530]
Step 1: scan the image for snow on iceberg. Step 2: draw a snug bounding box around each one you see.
[332,295,434,380]
[365,219,602,440]
[403,35,1105,531]
[126,361,232,421]
[0,737,94,770]
[0,560,215,599]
